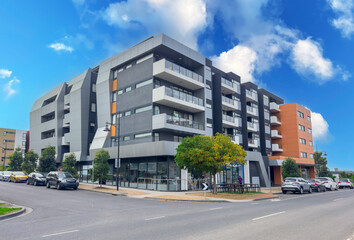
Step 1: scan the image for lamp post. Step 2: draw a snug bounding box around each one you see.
[104,115,120,191]
[0,141,7,171]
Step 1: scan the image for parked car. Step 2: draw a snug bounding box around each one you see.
[307,179,326,192]
[338,179,354,189]
[316,177,338,191]
[27,172,47,186]
[281,177,312,194]
[46,171,79,190]
[0,171,11,181]
[9,171,28,183]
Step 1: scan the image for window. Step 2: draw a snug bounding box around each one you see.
[126,64,132,69]
[124,111,131,116]
[136,79,153,88]
[113,70,118,79]
[206,103,212,109]
[125,87,132,92]
[22,141,26,147]
[154,106,160,115]
[123,136,130,141]
[308,128,312,134]
[264,109,270,120]
[307,116,311,122]
[263,95,269,106]
[301,152,307,158]
[92,83,96,93]
[299,138,306,144]
[206,123,212,128]
[135,132,152,139]
[310,154,314,159]
[298,124,305,131]
[112,92,117,102]
[154,133,160,141]
[206,84,212,90]
[117,90,123,95]
[118,68,124,73]
[174,136,183,142]
[136,53,153,64]
[309,141,313,146]
[135,105,152,114]
[23,133,27,139]
[297,111,304,118]
[91,103,96,112]
[42,95,57,107]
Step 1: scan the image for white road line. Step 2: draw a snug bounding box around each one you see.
[252,211,285,221]
[209,207,223,210]
[250,203,259,205]
[333,198,344,202]
[145,216,165,221]
[42,230,79,238]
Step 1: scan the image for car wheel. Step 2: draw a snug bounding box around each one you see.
[317,187,320,192]
[282,190,286,194]
[323,187,326,192]
[34,180,37,186]
[300,188,303,194]
[73,187,78,190]
[26,180,29,185]
[56,183,61,190]
[46,182,50,188]
[308,187,312,194]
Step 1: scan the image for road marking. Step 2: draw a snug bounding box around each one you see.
[333,198,344,202]
[252,211,285,221]
[42,230,79,238]
[250,203,259,205]
[271,199,281,202]
[145,216,165,221]
[209,207,223,210]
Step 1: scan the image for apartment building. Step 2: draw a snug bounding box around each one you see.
[0,128,29,167]
[269,103,315,185]
[30,34,286,190]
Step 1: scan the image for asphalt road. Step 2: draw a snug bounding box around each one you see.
[1,181,354,240]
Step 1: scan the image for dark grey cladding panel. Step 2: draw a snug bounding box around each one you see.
[241,81,258,90]
[119,110,153,136]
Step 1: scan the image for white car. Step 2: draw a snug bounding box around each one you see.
[0,171,11,181]
[316,177,338,191]
[338,179,354,189]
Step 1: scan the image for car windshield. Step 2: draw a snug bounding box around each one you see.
[35,173,44,178]
[15,172,25,175]
[4,172,11,176]
[308,180,315,183]
[41,173,48,177]
[285,178,297,182]
[340,179,348,182]
[58,173,73,178]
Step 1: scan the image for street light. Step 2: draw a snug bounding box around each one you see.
[103,115,120,191]
[0,141,8,171]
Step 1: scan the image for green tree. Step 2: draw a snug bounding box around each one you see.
[93,149,110,187]
[313,151,327,177]
[339,171,348,179]
[38,146,57,172]
[175,133,247,194]
[62,153,78,178]
[282,158,301,179]
[21,150,39,174]
[318,165,332,177]
[8,147,24,171]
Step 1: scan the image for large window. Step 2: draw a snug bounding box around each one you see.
[308,128,312,134]
[309,141,313,146]
[91,103,96,112]
[135,105,152,114]
[298,124,305,131]
[299,138,306,144]
[307,116,311,122]
[136,79,153,88]
[297,111,304,118]
[301,152,307,158]
[135,132,151,139]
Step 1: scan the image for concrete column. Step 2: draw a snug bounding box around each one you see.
[244,161,250,184]
[181,169,188,190]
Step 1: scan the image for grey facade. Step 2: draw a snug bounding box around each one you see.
[30,34,284,189]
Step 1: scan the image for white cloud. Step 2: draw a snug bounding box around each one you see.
[3,77,20,98]
[311,112,330,142]
[72,0,85,6]
[0,69,12,79]
[101,0,207,50]
[327,0,354,38]
[48,43,74,52]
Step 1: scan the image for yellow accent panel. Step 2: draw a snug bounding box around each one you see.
[111,102,116,114]
[112,80,117,91]
[111,125,116,137]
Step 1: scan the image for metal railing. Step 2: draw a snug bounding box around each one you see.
[165,59,204,83]
[216,183,261,193]
[222,114,235,123]
[246,89,258,99]
[166,115,204,130]
[136,177,188,191]
[165,86,204,106]
[222,95,235,105]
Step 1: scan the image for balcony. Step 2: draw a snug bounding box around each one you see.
[247,121,259,132]
[61,137,69,146]
[270,102,280,112]
[271,130,282,138]
[221,78,240,94]
[246,89,258,102]
[222,115,241,128]
[152,113,205,135]
[272,143,283,152]
[222,96,241,111]
[153,86,205,113]
[248,139,259,148]
[153,59,204,90]
[230,135,242,145]
[246,105,258,117]
[270,116,281,125]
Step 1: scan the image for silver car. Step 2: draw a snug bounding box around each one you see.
[0,171,11,182]
[281,177,312,194]
[338,179,354,189]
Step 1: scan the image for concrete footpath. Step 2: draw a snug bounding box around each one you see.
[79,183,280,202]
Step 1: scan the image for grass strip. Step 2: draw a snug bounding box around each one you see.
[0,207,21,215]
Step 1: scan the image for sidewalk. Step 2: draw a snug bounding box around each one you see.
[79,183,278,202]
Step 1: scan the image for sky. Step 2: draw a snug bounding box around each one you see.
[0,0,353,170]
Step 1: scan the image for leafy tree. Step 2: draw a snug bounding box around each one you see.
[318,165,332,177]
[93,149,110,187]
[175,133,247,194]
[38,146,57,172]
[62,153,78,178]
[282,158,301,179]
[339,171,348,179]
[21,150,39,174]
[314,151,327,177]
[350,175,354,183]
[8,147,24,171]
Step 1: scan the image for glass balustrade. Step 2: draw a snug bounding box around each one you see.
[166,115,204,130]
[164,87,204,106]
[165,60,204,83]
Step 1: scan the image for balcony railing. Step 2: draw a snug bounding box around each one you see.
[165,86,204,106]
[248,138,259,147]
[165,59,203,83]
[246,89,258,101]
[270,102,280,112]
[221,77,240,94]
[166,115,204,131]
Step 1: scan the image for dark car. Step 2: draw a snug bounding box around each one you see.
[27,172,47,186]
[46,171,79,190]
[307,179,326,192]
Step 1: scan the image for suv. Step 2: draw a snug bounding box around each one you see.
[316,177,338,191]
[338,179,354,189]
[46,172,79,190]
[281,177,312,194]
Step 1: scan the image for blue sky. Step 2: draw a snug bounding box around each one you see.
[0,0,353,170]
